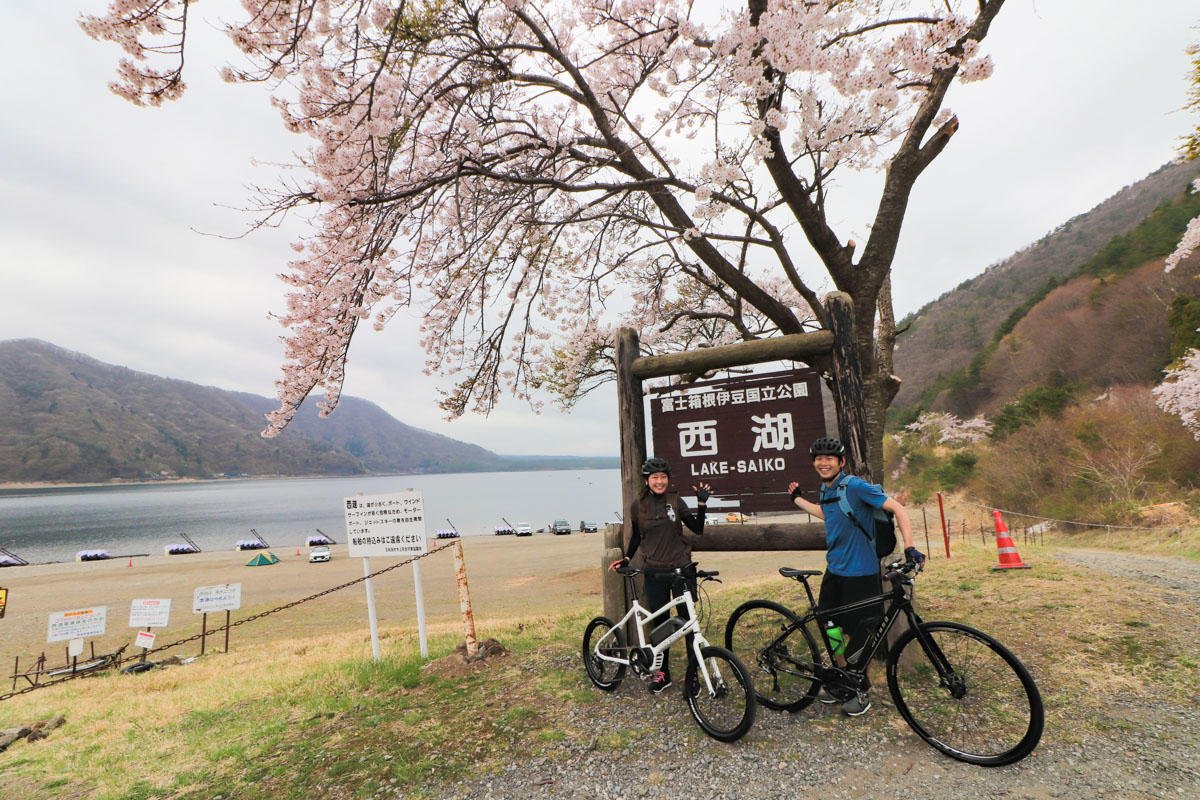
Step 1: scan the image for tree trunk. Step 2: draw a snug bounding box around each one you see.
[851,292,887,485]
[824,293,874,483]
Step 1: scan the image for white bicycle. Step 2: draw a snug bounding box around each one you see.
[582,563,756,742]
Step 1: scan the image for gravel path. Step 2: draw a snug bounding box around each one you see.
[428,550,1200,800]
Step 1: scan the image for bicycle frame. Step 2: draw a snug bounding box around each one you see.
[592,571,722,695]
[781,567,955,687]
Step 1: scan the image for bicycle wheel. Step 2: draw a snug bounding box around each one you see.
[684,645,756,742]
[725,600,823,712]
[887,621,1044,766]
[582,616,627,691]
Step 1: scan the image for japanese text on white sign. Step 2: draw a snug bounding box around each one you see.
[193,584,242,614]
[48,607,107,643]
[345,490,428,558]
[129,599,172,628]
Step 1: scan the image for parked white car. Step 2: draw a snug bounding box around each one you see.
[515,522,533,536]
[309,546,331,563]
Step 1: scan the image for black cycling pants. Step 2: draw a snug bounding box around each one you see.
[642,568,698,677]
[817,571,884,660]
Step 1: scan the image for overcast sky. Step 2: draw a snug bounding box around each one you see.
[1,2,1197,456]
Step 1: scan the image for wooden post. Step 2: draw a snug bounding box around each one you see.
[683,523,825,551]
[616,328,646,562]
[937,493,951,558]
[452,539,478,657]
[602,524,626,623]
[823,293,871,482]
[224,611,231,654]
[201,612,207,656]
[631,330,834,379]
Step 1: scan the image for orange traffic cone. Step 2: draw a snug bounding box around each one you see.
[127,557,133,567]
[296,548,301,556]
[992,511,1030,570]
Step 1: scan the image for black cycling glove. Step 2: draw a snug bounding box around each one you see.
[905,546,926,566]
[789,485,803,499]
[695,485,711,504]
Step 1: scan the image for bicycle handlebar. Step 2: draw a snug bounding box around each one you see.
[884,559,923,586]
[612,562,720,582]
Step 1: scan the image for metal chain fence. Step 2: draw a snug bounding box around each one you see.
[1,541,457,703]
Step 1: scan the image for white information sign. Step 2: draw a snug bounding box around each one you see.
[68,638,84,657]
[192,584,242,614]
[344,490,428,558]
[48,607,107,643]
[135,631,156,649]
[129,598,172,628]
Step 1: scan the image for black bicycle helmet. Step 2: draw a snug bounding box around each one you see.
[809,437,845,458]
[641,457,671,476]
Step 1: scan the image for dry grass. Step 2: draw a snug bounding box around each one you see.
[1044,526,1200,560]
[1,537,1196,799]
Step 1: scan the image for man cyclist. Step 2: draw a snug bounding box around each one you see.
[786,436,924,716]
[612,457,711,694]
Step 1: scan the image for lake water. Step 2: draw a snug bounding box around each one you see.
[0,470,623,564]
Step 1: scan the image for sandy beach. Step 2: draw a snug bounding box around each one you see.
[0,527,825,667]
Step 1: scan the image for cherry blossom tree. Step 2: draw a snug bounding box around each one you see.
[904,411,992,446]
[81,0,1007,479]
[1164,40,1200,271]
[1154,345,1200,440]
[1158,39,1200,436]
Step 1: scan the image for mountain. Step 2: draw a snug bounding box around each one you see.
[893,160,1200,410]
[0,340,615,483]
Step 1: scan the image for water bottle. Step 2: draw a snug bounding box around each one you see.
[824,620,846,656]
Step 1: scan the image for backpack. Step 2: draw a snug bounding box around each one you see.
[822,474,897,559]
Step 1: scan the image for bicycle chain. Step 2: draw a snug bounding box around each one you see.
[0,542,457,703]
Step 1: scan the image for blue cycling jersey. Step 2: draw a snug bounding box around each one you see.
[819,473,888,577]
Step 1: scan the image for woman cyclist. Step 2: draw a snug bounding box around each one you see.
[612,457,711,694]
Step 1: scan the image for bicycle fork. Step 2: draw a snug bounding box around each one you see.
[899,609,966,698]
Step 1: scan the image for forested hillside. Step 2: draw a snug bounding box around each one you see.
[894,160,1200,409]
[884,184,1200,525]
[0,341,612,483]
[911,194,1200,418]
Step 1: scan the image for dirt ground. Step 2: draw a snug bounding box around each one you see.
[0,527,825,666]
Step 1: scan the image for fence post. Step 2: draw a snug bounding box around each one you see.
[921,508,931,555]
[452,539,478,657]
[937,493,951,558]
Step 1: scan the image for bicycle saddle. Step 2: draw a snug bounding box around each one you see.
[779,567,822,579]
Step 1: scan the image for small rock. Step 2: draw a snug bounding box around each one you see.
[0,727,32,752]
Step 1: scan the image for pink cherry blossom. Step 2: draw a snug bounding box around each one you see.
[81,0,1006,444]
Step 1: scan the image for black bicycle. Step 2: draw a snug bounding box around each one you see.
[724,560,1043,766]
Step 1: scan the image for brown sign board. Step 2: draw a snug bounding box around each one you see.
[648,368,827,513]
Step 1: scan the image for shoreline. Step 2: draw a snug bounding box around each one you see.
[0,463,623,493]
[0,476,266,491]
